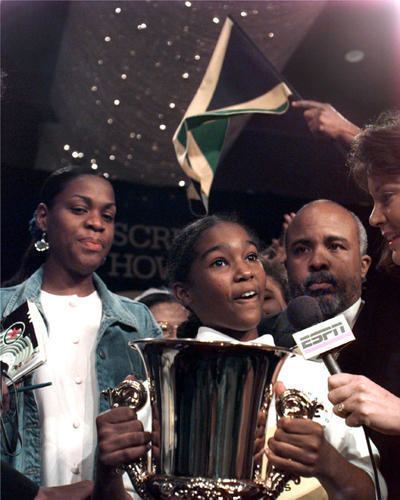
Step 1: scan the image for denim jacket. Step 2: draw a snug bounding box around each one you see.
[0,268,160,485]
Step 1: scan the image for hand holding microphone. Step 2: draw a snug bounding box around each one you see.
[287,296,385,499]
[288,296,400,436]
[328,373,400,436]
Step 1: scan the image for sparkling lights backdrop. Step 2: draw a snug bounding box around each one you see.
[35,1,324,187]
[2,0,399,189]
[1,0,399,286]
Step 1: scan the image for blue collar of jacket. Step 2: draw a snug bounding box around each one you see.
[1,267,139,333]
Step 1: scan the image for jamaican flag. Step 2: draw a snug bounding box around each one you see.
[173,16,295,213]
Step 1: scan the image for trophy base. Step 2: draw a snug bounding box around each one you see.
[146,475,277,499]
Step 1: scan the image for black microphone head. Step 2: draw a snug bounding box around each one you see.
[1,360,9,375]
[287,296,323,330]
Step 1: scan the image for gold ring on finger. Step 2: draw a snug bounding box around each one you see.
[336,402,345,415]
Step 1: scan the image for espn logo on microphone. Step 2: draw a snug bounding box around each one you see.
[292,314,355,360]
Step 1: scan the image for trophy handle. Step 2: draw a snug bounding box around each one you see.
[254,387,324,498]
[101,377,155,499]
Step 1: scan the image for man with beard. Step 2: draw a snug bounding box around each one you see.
[263,200,371,347]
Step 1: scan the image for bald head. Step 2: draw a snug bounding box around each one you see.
[285,200,371,319]
[287,200,367,256]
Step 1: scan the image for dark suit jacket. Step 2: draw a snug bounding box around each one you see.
[340,273,400,500]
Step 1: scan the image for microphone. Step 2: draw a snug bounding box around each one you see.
[288,296,355,375]
[288,297,383,500]
[1,361,9,375]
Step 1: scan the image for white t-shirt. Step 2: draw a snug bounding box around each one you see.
[32,290,102,487]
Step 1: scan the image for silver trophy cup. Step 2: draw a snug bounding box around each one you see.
[103,338,322,499]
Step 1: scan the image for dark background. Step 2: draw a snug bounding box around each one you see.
[2,0,399,290]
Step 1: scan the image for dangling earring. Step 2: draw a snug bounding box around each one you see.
[34,232,50,252]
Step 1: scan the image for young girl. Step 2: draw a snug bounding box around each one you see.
[97,215,385,499]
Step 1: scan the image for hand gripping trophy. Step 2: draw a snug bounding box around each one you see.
[103,338,323,499]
